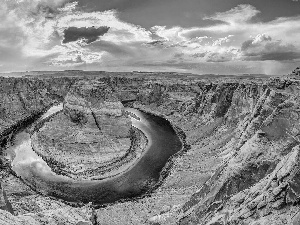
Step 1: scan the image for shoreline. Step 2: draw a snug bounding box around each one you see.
[4,107,183,205]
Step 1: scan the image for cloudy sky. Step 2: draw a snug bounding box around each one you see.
[0,0,299,75]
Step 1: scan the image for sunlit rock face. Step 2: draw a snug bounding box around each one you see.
[169,77,300,225]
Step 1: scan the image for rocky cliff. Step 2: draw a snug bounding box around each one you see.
[1,69,300,224]
[290,67,300,77]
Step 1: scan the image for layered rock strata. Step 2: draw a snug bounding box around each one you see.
[1,69,300,224]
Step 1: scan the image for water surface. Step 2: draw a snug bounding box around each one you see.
[6,106,182,204]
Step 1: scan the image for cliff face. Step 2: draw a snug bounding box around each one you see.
[171,78,300,225]
[97,76,300,224]
[0,77,75,135]
[290,67,300,76]
[129,77,300,225]
[1,71,300,224]
[0,77,75,177]
[0,77,95,224]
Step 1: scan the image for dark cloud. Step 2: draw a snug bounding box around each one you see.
[75,0,300,30]
[85,40,135,56]
[18,0,68,19]
[241,35,271,51]
[34,5,58,19]
[146,40,165,46]
[62,26,110,44]
[174,53,184,58]
[76,0,148,12]
[192,52,206,58]
[241,35,300,61]
[192,49,238,62]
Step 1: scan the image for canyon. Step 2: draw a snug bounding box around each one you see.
[1,70,300,224]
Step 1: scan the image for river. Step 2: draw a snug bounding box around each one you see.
[5,105,183,204]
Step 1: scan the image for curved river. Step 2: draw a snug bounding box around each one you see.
[5,105,182,204]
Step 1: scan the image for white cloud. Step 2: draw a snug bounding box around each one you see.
[204,4,260,24]
[147,4,300,65]
[0,0,68,57]
[52,9,153,66]
[241,34,300,61]
[58,1,78,12]
[212,35,234,46]
[0,0,153,68]
[57,10,151,43]
[151,26,186,42]
[0,2,299,74]
[251,34,272,44]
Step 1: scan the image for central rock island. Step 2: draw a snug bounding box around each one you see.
[4,79,183,207]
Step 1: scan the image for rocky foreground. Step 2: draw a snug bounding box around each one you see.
[1,70,300,224]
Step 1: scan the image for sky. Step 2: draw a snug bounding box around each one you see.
[0,0,300,75]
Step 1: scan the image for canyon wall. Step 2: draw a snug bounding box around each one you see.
[1,73,300,224]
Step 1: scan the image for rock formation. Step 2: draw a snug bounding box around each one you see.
[31,79,133,180]
[290,67,300,76]
[1,68,300,224]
